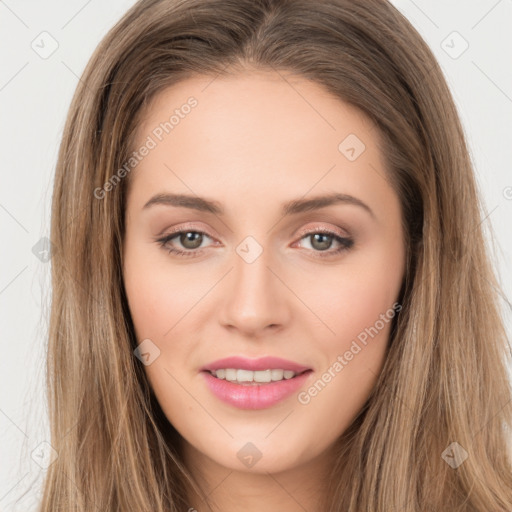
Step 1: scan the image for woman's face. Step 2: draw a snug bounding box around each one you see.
[122,71,405,474]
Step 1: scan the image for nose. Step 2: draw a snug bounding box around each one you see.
[217,244,291,337]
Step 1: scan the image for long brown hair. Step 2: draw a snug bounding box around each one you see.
[41,0,512,510]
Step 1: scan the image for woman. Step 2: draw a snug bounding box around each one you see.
[41,0,512,510]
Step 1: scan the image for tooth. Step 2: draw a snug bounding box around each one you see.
[237,369,254,382]
[253,369,272,383]
[270,369,284,381]
[214,368,298,383]
[225,368,237,381]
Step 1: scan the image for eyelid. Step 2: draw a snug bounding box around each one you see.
[159,222,349,243]
[161,222,218,240]
[294,223,350,240]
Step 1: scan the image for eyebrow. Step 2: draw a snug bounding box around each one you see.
[143,192,375,219]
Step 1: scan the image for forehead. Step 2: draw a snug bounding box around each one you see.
[127,71,392,217]
[135,70,375,153]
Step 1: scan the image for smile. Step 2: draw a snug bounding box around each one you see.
[209,368,300,384]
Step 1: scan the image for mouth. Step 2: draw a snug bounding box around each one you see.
[204,368,312,386]
[199,356,313,409]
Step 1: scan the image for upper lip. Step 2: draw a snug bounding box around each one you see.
[201,356,311,373]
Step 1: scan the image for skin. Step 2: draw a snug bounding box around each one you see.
[122,70,405,511]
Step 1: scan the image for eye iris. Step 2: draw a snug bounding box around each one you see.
[180,232,203,249]
[310,233,332,251]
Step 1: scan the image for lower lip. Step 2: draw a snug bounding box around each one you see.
[201,370,312,410]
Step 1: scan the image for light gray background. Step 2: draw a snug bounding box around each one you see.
[1,1,511,509]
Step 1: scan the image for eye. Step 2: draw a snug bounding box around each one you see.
[155,226,354,259]
[294,228,354,258]
[156,229,216,258]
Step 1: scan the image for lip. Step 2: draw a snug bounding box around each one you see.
[200,356,311,373]
[201,370,313,410]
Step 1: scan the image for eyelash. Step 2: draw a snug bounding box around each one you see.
[156,226,354,260]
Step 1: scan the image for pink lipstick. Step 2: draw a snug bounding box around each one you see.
[200,356,313,410]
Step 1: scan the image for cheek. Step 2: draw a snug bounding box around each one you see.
[310,248,402,352]
[296,277,398,445]
[123,245,207,340]
[123,251,200,422]
[302,240,402,426]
